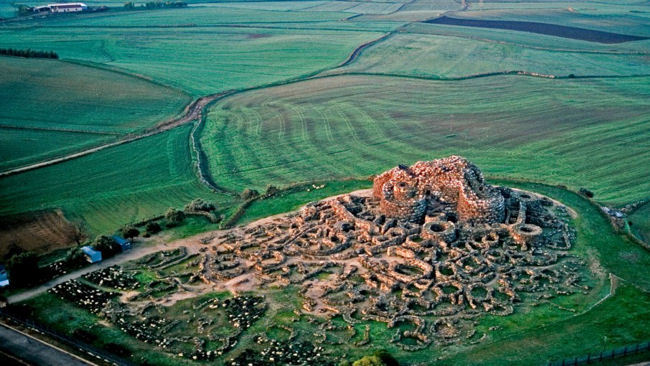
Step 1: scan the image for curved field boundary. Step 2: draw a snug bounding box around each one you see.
[337,31,395,68]
[339,70,650,81]
[4,29,648,188]
[63,59,188,94]
[189,69,650,194]
[188,91,240,195]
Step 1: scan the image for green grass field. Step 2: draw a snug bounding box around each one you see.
[337,33,650,78]
[0,56,189,171]
[449,5,650,37]
[629,203,650,244]
[200,74,650,205]
[0,8,383,96]
[0,124,232,234]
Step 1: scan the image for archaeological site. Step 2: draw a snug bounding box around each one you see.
[43,156,585,363]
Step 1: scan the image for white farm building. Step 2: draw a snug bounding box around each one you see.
[34,2,87,13]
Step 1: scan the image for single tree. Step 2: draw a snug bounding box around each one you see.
[121,226,140,239]
[7,251,40,287]
[240,188,259,200]
[165,208,185,226]
[145,221,162,235]
[93,235,119,258]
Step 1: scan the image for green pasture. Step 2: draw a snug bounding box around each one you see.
[200,74,650,205]
[0,1,14,18]
[0,124,232,234]
[0,56,189,170]
[337,33,650,77]
[629,203,650,244]
[405,22,650,54]
[238,179,371,224]
[0,128,111,171]
[0,25,382,96]
[450,5,650,37]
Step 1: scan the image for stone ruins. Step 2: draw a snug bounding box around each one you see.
[46,156,584,361]
[198,156,583,350]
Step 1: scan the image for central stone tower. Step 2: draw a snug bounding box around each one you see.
[372,155,505,223]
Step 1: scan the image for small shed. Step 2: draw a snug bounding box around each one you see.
[81,246,102,263]
[112,236,132,252]
[0,265,9,287]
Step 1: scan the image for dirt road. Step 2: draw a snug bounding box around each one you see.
[0,92,228,179]
[7,237,202,304]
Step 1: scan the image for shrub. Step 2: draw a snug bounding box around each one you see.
[184,198,216,212]
[241,188,260,200]
[353,356,384,366]
[265,184,279,196]
[64,247,86,268]
[165,208,185,227]
[72,328,97,343]
[7,252,40,287]
[121,226,140,239]
[351,350,398,366]
[93,235,120,258]
[145,221,161,235]
[579,188,594,198]
[104,342,132,357]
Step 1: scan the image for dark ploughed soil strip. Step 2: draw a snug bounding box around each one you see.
[425,16,649,44]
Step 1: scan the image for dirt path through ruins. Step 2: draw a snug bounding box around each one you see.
[7,190,375,305]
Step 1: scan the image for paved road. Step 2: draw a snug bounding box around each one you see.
[0,323,93,366]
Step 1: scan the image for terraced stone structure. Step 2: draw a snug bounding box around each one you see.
[373,156,505,223]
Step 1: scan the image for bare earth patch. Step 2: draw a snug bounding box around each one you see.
[0,209,82,259]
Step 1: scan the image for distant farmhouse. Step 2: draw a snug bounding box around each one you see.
[33,2,87,13]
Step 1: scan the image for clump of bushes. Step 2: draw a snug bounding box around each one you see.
[120,225,140,239]
[93,235,120,258]
[0,48,58,59]
[265,184,279,197]
[342,350,399,366]
[124,1,187,10]
[7,252,40,288]
[241,188,259,200]
[184,198,216,212]
[145,221,161,236]
[165,208,185,227]
[579,188,594,198]
[63,246,87,269]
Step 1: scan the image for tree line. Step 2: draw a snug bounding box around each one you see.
[124,1,187,10]
[0,48,59,59]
